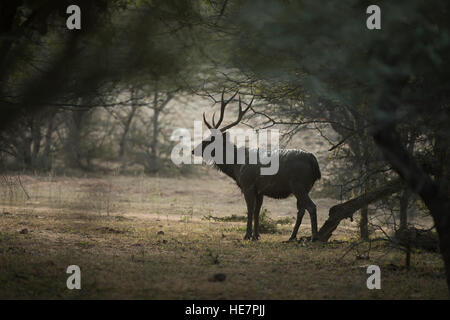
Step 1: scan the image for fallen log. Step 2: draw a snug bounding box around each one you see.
[317,179,402,242]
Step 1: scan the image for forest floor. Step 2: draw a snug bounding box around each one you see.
[0,173,447,299]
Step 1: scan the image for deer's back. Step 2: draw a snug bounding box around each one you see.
[238,149,319,199]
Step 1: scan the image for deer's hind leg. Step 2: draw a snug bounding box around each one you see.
[289,197,306,241]
[304,194,318,241]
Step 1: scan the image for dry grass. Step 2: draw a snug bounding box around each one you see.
[0,173,447,299]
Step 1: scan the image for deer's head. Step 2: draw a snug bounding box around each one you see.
[192,90,253,162]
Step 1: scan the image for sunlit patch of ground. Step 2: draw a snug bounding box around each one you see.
[0,174,447,299]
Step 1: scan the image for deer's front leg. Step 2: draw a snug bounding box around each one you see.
[252,194,263,240]
[243,191,256,240]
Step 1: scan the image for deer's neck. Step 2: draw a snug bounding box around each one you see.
[214,162,240,181]
[213,145,247,182]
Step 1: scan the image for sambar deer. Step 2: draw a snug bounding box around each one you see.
[193,91,321,241]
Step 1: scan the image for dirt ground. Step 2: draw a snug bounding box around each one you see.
[0,173,447,299]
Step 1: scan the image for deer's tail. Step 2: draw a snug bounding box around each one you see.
[309,154,321,181]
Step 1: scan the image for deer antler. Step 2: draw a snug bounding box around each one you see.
[212,89,238,128]
[203,90,253,132]
[203,89,238,129]
[219,95,254,132]
[203,112,213,129]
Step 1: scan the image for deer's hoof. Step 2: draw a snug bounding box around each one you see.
[287,237,297,242]
[243,234,252,240]
[251,235,260,241]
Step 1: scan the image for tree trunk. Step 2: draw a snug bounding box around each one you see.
[119,89,138,166]
[399,188,410,232]
[31,116,42,167]
[373,124,450,293]
[42,113,55,170]
[66,108,89,169]
[148,103,161,173]
[118,105,137,159]
[359,205,369,240]
[20,128,33,169]
[145,88,173,174]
